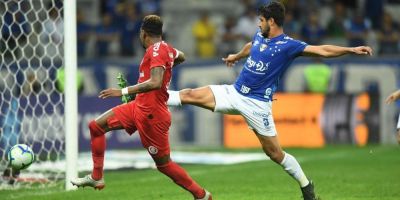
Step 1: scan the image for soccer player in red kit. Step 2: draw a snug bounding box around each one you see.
[71,15,212,200]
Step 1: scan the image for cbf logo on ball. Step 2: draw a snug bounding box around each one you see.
[148,146,158,155]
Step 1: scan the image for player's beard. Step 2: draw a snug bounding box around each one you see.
[262,25,270,38]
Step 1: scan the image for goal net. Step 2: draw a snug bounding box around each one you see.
[0,0,70,189]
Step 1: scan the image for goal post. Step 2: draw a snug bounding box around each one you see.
[0,0,78,190]
[64,0,78,191]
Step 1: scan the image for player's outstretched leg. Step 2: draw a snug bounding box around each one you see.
[281,153,318,200]
[255,133,318,200]
[71,174,105,190]
[167,87,216,111]
[196,189,212,200]
[155,158,212,200]
[301,181,318,200]
[167,90,182,106]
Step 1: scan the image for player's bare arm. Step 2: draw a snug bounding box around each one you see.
[222,42,252,67]
[99,67,165,99]
[302,45,373,58]
[385,90,400,104]
[173,49,185,67]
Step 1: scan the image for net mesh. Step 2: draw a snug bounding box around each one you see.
[0,0,65,189]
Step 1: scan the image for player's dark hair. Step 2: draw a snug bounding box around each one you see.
[258,1,285,27]
[141,15,163,37]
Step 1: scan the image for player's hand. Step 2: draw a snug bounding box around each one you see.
[352,46,373,56]
[385,94,396,104]
[222,54,239,67]
[99,88,122,99]
[385,94,397,104]
[385,90,400,104]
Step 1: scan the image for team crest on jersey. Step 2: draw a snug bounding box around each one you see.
[260,44,268,52]
[148,146,158,155]
[168,52,173,58]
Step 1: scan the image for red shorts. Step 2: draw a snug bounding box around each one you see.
[109,101,171,158]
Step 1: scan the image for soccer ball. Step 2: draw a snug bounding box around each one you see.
[7,144,35,170]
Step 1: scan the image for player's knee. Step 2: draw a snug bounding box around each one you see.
[155,159,172,174]
[269,152,283,163]
[265,148,284,163]
[153,154,171,167]
[88,120,105,136]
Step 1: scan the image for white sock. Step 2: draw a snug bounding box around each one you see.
[280,152,309,188]
[167,90,182,106]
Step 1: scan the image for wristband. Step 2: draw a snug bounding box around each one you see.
[121,87,129,95]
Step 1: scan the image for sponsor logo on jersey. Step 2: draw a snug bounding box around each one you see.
[284,36,293,40]
[153,42,161,57]
[246,56,270,72]
[275,41,288,45]
[148,146,158,155]
[240,85,251,94]
[153,42,161,51]
[263,88,272,99]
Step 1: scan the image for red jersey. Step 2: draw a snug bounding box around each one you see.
[135,41,177,116]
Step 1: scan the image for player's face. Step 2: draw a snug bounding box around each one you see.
[258,16,270,38]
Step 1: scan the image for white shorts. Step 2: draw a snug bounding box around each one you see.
[209,84,277,136]
[397,113,400,129]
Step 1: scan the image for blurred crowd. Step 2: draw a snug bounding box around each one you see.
[198,0,399,59]
[0,0,399,60]
[77,0,161,58]
[0,0,161,59]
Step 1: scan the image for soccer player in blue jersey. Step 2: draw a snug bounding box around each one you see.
[167,1,372,200]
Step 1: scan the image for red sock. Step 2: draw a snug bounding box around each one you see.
[157,161,205,199]
[89,120,106,180]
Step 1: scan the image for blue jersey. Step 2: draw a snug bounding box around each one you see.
[234,31,308,102]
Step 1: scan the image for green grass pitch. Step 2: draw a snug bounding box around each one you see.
[1,146,399,200]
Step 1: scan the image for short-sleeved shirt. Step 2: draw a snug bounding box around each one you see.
[111,41,177,158]
[135,41,177,119]
[234,31,308,102]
